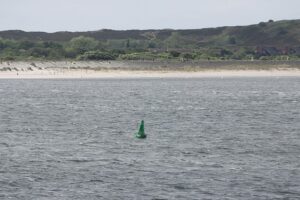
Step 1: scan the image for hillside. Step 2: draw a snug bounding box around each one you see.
[0,19,300,61]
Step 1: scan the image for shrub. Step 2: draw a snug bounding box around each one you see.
[182,53,194,60]
[170,51,181,57]
[77,51,117,60]
[120,52,157,60]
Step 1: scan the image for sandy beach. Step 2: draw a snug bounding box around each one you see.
[0,61,300,78]
[1,69,300,79]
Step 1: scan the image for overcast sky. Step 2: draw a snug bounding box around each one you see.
[1,0,300,32]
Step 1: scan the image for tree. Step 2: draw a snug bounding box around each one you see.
[126,39,130,48]
[18,40,35,50]
[28,47,49,57]
[147,41,156,48]
[67,36,98,54]
[164,32,183,49]
[0,39,5,50]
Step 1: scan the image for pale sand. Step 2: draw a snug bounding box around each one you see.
[0,69,300,79]
[0,61,300,78]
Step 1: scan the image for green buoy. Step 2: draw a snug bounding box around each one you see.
[135,120,147,139]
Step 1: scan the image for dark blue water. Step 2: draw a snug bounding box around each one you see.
[0,78,299,199]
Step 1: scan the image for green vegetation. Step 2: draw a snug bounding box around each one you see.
[1,20,300,61]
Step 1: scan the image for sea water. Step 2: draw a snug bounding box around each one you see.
[0,78,299,199]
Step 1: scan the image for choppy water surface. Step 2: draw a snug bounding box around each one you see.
[0,78,299,199]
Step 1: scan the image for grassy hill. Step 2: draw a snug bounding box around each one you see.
[0,19,300,61]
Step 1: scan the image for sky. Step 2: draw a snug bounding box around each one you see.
[1,0,300,32]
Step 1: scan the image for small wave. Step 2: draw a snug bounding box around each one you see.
[0,143,9,147]
[67,159,95,163]
[168,183,189,190]
[50,89,60,93]
[88,179,104,183]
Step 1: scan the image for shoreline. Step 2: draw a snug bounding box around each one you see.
[0,69,300,79]
[0,61,300,78]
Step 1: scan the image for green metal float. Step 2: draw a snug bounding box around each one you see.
[135,120,147,139]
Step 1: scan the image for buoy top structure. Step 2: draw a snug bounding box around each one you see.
[135,120,147,139]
